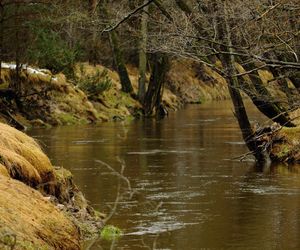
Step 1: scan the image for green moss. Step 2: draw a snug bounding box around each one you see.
[0,230,16,249]
[55,113,78,125]
[100,225,123,241]
[18,240,49,250]
[54,167,73,182]
[277,145,291,158]
[0,82,9,90]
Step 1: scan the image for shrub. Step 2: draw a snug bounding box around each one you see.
[28,28,81,77]
[76,67,112,98]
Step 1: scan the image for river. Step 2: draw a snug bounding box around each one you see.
[29,101,300,249]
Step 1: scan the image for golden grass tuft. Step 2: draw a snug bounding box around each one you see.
[0,146,42,187]
[0,123,53,178]
[0,123,39,147]
[0,122,55,192]
[0,163,9,177]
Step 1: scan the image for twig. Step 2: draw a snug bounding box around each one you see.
[256,3,281,21]
[102,0,155,33]
[231,151,254,161]
[95,158,136,225]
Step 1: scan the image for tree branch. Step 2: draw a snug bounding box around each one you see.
[102,0,155,33]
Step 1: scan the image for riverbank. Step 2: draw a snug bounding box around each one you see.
[0,60,229,129]
[0,123,103,249]
[0,59,299,164]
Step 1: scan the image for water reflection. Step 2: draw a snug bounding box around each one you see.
[29,101,300,250]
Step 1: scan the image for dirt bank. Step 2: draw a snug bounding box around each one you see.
[0,122,103,249]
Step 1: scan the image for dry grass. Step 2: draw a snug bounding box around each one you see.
[0,113,62,193]
[0,123,55,192]
[271,126,300,163]
[0,163,9,177]
[0,175,80,250]
[167,60,229,103]
[0,123,101,249]
[0,146,42,186]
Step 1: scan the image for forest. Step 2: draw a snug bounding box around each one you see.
[0,0,300,249]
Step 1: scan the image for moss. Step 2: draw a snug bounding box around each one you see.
[55,113,78,125]
[100,225,123,241]
[18,240,49,250]
[0,229,16,249]
[276,145,292,158]
[271,126,300,163]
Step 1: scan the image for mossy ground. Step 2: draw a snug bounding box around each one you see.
[271,126,300,163]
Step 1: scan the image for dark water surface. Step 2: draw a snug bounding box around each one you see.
[29,101,300,250]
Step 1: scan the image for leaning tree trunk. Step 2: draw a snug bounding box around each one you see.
[144,54,168,117]
[240,62,295,127]
[265,51,297,106]
[216,0,270,164]
[109,31,134,94]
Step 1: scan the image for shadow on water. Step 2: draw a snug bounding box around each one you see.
[28,101,300,250]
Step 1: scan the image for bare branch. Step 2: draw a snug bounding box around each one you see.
[102,0,155,33]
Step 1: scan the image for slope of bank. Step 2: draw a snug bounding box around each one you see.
[0,122,102,249]
[0,60,229,128]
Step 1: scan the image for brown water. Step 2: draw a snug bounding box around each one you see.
[29,101,300,250]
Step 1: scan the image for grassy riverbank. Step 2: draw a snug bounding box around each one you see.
[0,123,103,249]
[0,60,229,128]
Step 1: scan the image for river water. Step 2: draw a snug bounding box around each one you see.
[29,101,300,249]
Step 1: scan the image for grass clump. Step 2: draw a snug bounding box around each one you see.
[0,122,55,191]
[0,163,9,177]
[100,225,123,241]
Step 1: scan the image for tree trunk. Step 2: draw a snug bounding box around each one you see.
[101,0,133,94]
[241,62,295,127]
[88,0,98,64]
[144,54,168,117]
[12,2,21,96]
[0,2,3,83]
[216,0,270,164]
[109,31,134,94]
[138,0,149,102]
